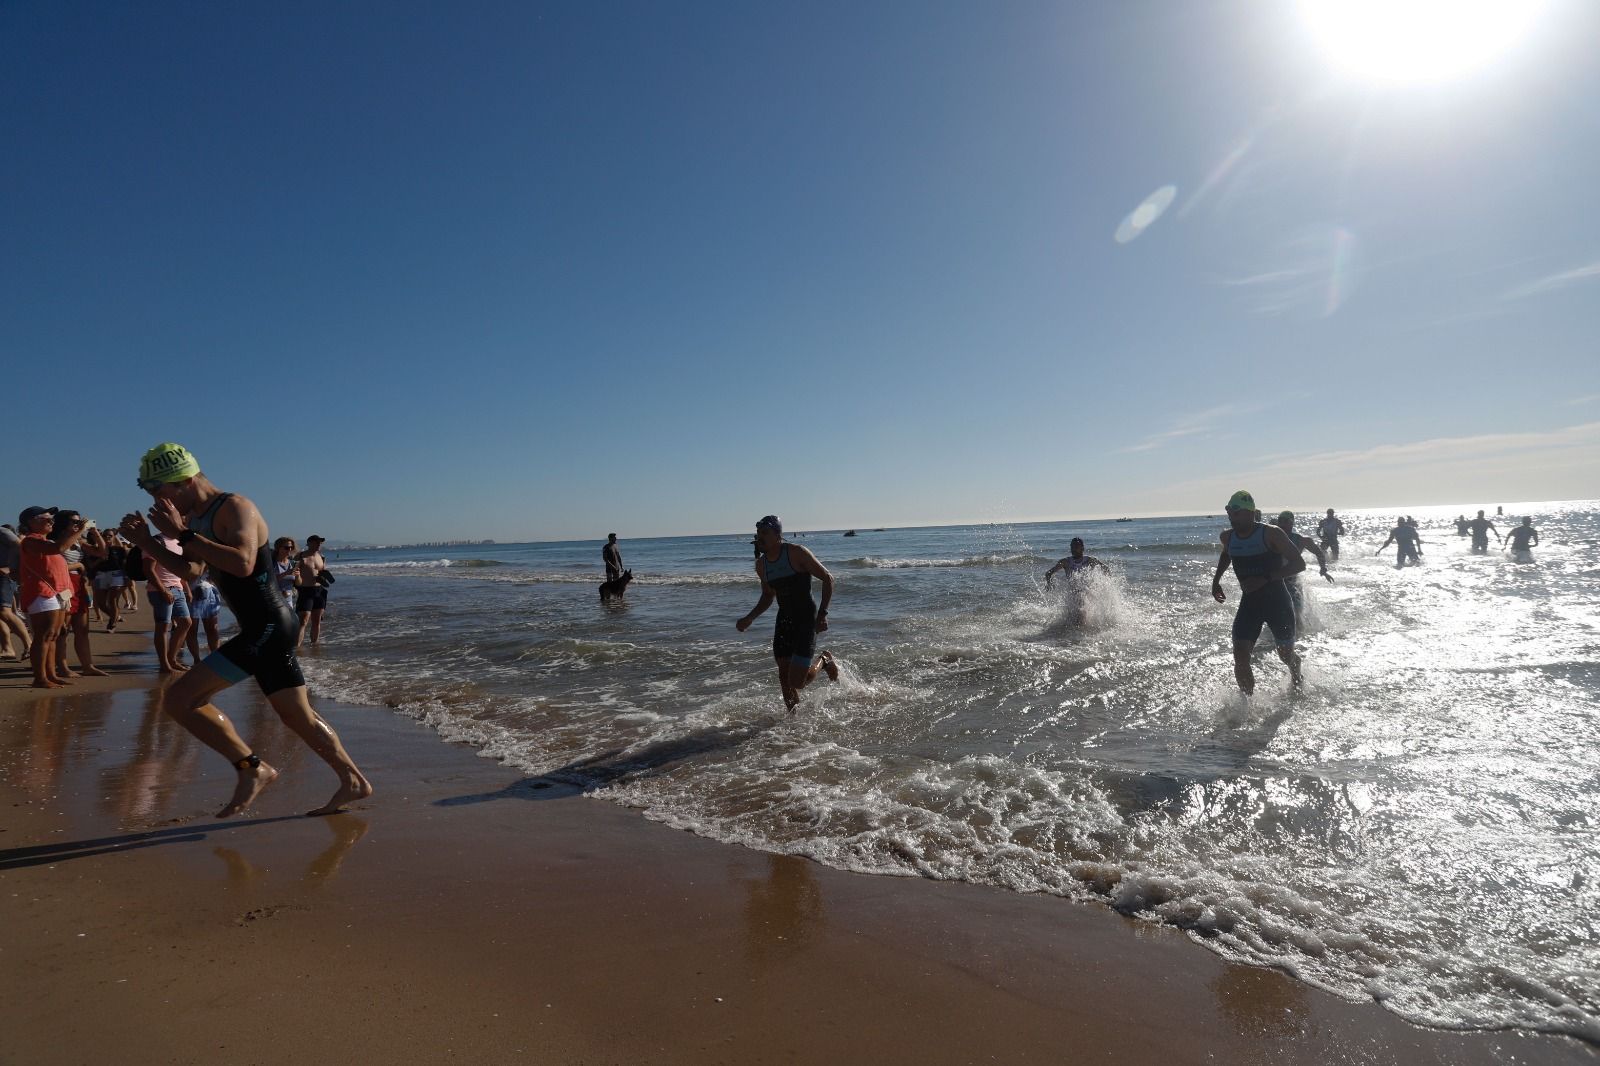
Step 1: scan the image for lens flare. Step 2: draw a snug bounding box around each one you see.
[1115,185,1177,245]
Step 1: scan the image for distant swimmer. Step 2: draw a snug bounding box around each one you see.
[1317,509,1346,561]
[1376,518,1422,568]
[736,515,838,712]
[1467,510,1501,554]
[1455,515,1469,537]
[1210,490,1306,696]
[603,533,624,581]
[1272,511,1333,623]
[1505,516,1539,555]
[1405,517,1424,559]
[121,443,372,817]
[1043,538,1105,588]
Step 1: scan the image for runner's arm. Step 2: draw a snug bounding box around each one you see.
[1266,526,1308,579]
[1211,538,1231,603]
[737,562,776,631]
[793,546,834,618]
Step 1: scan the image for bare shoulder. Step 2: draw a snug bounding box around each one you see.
[1220,529,1234,547]
[790,544,827,570]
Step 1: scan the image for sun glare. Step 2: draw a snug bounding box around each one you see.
[1298,0,1548,86]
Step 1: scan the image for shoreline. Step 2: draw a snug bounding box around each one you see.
[1,615,1592,1064]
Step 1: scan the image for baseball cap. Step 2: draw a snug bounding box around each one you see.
[1225,490,1255,512]
[19,505,57,527]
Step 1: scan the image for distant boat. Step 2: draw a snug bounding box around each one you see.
[872,528,885,532]
[843,529,857,537]
[1116,517,1134,523]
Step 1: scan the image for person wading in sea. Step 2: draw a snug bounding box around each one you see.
[1210,490,1307,695]
[1506,516,1539,555]
[736,515,839,712]
[1272,511,1334,624]
[1467,510,1502,554]
[120,443,372,817]
[1043,538,1106,587]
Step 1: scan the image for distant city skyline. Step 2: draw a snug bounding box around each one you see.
[5,1,1597,541]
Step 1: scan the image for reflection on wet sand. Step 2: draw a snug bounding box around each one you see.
[739,854,823,968]
[211,815,370,889]
[4,690,115,797]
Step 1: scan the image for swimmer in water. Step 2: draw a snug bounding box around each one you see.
[1505,516,1539,555]
[1210,490,1306,695]
[1466,510,1501,554]
[120,443,372,818]
[1317,508,1345,561]
[1272,511,1334,624]
[1043,538,1105,588]
[736,515,839,712]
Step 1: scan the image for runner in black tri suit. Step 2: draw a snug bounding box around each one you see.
[1210,490,1307,695]
[121,442,372,817]
[737,515,839,712]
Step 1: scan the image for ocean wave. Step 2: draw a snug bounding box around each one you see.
[338,558,504,572]
[845,553,1039,569]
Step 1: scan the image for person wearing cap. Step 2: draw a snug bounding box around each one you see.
[1271,511,1334,624]
[48,510,109,679]
[1210,490,1307,695]
[17,506,86,688]
[737,515,839,712]
[295,535,329,649]
[120,443,371,817]
[1375,517,1422,567]
[1316,509,1346,561]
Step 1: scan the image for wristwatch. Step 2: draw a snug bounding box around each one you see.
[176,530,197,547]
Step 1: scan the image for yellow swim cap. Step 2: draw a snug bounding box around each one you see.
[138,443,200,490]
[1226,489,1255,512]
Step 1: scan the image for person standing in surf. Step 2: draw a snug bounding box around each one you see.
[1210,490,1306,695]
[1317,508,1346,561]
[120,443,372,817]
[1271,511,1333,624]
[1043,538,1106,587]
[736,515,838,712]
[1505,516,1539,555]
[1467,510,1502,554]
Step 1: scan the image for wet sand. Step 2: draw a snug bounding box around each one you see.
[1,615,1592,1065]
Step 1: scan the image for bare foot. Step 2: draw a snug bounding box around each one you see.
[307,771,374,817]
[32,679,64,689]
[81,667,109,677]
[59,669,80,678]
[820,651,839,682]
[217,761,280,818]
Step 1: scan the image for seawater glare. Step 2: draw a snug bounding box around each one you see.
[301,504,1600,1044]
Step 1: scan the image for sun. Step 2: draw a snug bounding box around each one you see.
[1298,0,1549,86]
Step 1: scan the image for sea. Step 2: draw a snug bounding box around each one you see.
[298,502,1599,1044]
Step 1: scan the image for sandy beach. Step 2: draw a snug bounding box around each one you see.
[1,614,1591,1065]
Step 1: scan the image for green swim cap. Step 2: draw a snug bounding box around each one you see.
[1277,510,1294,524]
[138,443,200,490]
[1226,489,1255,512]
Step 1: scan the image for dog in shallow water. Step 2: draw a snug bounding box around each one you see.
[599,569,633,601]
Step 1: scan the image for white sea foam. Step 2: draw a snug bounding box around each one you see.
[308,504,1600,1045]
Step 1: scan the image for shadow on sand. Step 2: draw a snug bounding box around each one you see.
[434,719,773,808]
[0,815,306,871]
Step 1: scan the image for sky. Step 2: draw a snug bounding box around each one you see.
[4,0,1598,542]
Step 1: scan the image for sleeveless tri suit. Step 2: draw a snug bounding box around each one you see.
[763,545,817,666]
[189,493,305,694]
[1227,523,1296,648]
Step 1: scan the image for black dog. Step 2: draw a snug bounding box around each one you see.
[599,569,633,601]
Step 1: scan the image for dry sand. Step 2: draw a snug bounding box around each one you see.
[1,613,1592,1064]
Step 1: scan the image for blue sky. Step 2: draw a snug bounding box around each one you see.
[5,1,1597,542]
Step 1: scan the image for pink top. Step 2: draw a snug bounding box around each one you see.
[147,536,187,590]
